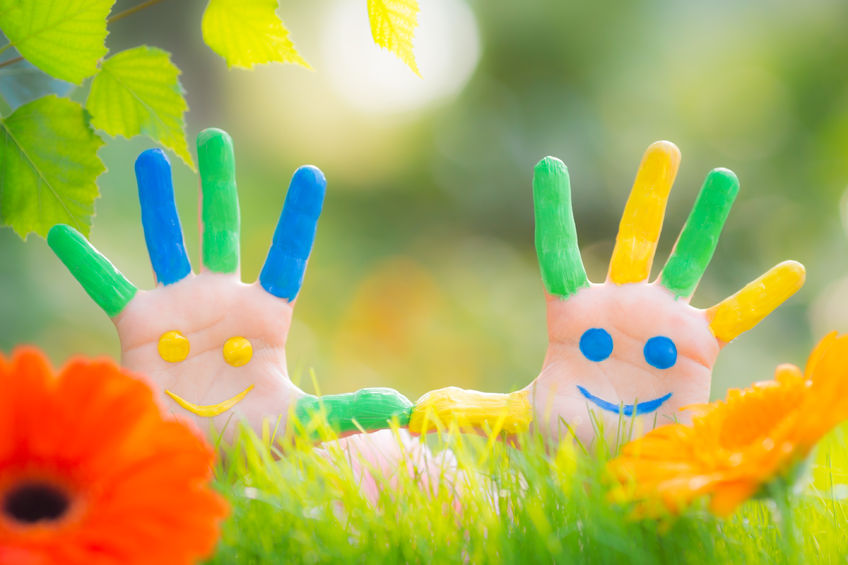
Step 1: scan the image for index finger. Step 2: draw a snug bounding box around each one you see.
[259,165,326,301]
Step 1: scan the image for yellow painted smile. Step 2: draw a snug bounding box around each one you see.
[165,385,255,417]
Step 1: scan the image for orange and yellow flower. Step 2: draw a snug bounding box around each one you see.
[0,348,228,565]
[608,332,848,517]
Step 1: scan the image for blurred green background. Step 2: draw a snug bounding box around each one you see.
[2,0,847,400]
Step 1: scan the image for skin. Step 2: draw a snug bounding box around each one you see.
[115,273,304,439]
[526,282,719,447]
[111,267,439,502]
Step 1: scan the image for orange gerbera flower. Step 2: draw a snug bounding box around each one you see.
[0,348,228,565]
[608,332,848,517]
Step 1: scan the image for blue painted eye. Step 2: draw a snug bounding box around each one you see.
[579,328,613,362]
[644,336,677,369]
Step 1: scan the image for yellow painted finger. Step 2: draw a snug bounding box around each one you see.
[408,387,533,435]
[608,141,681,284]
[706,261,805,343]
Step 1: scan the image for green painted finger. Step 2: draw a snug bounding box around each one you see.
[533,156,589,297]
[47,225,138,317]
[198,128,240,273]
[294,388,413,436]
[660,168,739,298]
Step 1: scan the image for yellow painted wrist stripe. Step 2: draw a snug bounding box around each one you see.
[408,387,533,435]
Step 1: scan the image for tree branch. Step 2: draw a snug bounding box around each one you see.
[108,0,168,24]
[0,55,23,70]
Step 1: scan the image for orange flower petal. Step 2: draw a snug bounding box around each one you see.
[608,333,848,517]
[0,348,227,565]
[708,480,758,516]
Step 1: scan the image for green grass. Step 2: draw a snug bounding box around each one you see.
[204,418,848,564]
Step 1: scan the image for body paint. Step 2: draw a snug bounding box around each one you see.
[661,168,739,298]
[158,330,189,362]
[294,388,413,435]
[135,149,191,285]
[608,141,680,285]
[706,260,805,343]
[47,225,138,317]
[408,387,533,435]
[198,128,240,273]
[579,328,614,362]
[576,386,671,416]
[533,156,589,298]
[166,384,255,417]
[643,336,677,369]
[222,336,252,367]
[260,166,327,301]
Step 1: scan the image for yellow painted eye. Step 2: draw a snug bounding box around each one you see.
[158,330,190,363]
[223,336,253,367]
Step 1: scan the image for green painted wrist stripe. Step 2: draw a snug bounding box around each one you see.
[47,224,138,317]
[660,168,739,297]
[533,156,589,297]
[198,128,240,273]
[294,388,413,435]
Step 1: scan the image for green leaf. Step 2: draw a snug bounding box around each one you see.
[0,0,115,84]
[86,46,193,168]
[0,95,105,239]
[201,0,310,69]
[367,0,420,75]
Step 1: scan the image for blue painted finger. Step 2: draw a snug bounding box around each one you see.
[135,149,191,285]
[259,165,327,301]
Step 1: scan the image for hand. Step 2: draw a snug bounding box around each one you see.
[48,129,325,439]
[526,141,805,446]
[46,131,470,507]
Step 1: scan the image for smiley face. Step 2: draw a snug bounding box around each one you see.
[529,283,719,445]
[115,271,303,436]
[576,328,678,415]
[154,328,253,417]
[155,328,255,417]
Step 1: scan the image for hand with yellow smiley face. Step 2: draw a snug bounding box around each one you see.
[525,141,806,446]
[48,128,414,443]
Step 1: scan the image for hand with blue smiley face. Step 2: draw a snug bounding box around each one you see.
[526,141,806,446]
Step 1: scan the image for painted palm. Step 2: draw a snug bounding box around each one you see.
[526,141,804,445]
[48,129,412,441]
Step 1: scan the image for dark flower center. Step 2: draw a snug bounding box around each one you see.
[3,482,70,524]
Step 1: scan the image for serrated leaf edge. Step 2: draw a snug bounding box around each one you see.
[87,47,194,169]
[0,118,91,236]
[367,0,421,76]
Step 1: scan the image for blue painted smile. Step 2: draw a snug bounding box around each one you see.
[576,385,672,416]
